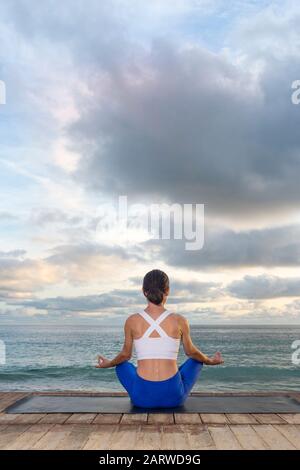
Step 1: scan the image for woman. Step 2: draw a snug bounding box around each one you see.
[96,269,224,408]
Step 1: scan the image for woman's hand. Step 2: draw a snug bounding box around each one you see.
[95,355,111,368]
[208,351,224,365]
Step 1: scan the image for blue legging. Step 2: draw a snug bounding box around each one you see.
[116,358,203,408]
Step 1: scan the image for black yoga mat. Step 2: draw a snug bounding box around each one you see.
[5,395,300,414]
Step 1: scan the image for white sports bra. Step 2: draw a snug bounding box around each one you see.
[133,309,180,360]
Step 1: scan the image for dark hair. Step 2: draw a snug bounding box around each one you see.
[143,269,169,305]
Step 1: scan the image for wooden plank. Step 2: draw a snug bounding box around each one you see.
[0,392,18,403]
[0,424,30,449]
[2,392,29,400]
[33,424,75,450]
[4,424,54,450]
[11,414,46,424]
[226,414,258,424]
[252,425,296,450]
[148,413,174,425]
[274,424,300,450]
[183,424,216,450]
[0,393,14,411]
[65,413,97,424]
[83,425,117,450]
[161,424,191,450]
[136,424,162,450]
[230,425,268,450]
[0,412,19,424]
[34,391,128,397]
[120,413,148,425]
[208,425,242,450]
[93,414,121,424]
[174,413,202,424]
[278,414,300,424]
[200,414,228,424]
[0,393,29,412]
[252,413,286,424]
[38,413,71,424]
[56,424,92,450]
[109,424,140,450]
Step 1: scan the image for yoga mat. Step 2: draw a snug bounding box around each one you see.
[5,395,300,414]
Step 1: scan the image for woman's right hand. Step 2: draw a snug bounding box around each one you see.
[208,351,224,365]
[95,355,111,368]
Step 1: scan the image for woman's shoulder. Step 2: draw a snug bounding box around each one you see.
[172,312,185,319]
[166,312,187,325]
[126,313,141,323]
[174,313,189,326]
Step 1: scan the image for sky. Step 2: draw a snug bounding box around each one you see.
[1,0,300,325]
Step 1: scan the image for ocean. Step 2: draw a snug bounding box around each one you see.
[0,325,299,392]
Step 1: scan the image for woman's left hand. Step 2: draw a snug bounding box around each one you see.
[95,355,111,368]
[208,351,224,365]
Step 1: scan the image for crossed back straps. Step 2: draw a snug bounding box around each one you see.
[138,309,172,338]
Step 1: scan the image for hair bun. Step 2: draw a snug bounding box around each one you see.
[145,287,164,306]
[143,269,169,305]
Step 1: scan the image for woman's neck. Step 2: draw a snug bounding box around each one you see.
[145,302,166,316]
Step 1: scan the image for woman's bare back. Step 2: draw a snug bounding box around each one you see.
[130,311,182,381]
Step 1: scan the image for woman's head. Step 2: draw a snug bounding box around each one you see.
[142,269,169,305]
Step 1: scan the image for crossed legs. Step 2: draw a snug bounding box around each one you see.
[178,357,203,398]
[115,358,203,404]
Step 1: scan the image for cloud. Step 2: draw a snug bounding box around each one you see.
[0,242,140,302]
[13,291,138,313]
[1,1,300,324]
[0,249,26,258]
[3,1,300,222]
[5,276,223,316]
[45,242,142,285]
[184,297,300,324]
[145,224,300,268]
[231,2,300,60]
[228,274,300,299]
[0,256,62,300]
[67,35,300,221]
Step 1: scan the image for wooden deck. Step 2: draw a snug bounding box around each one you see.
[0,392,300,450]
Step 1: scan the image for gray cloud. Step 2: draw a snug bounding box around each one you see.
[0,249,26,258]
[1,0,130,69]
[46,242,143,266]
[144,224,300,268]
[67,38,300,220]
[4,1,300,220]
[15,291,138,312]
[8,278,223,315]
[2,1,300,325]
[228,274,300,299]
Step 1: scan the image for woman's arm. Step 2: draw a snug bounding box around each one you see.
[179,315,224,365]
[96,317,133,369]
